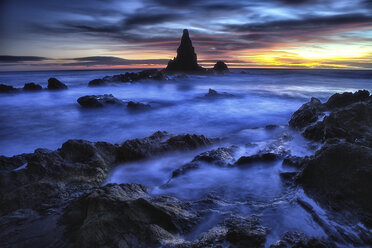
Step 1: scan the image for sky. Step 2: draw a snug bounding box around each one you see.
[0,0,371,71]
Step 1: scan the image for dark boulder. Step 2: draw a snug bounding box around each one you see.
[0,84,18,93]
[297,142,372,226]
[118,131,215,162]
[213,61,229,73]
[165,29,204,72]
[23,82,42,91]
[47,78,68,90]
[282,155,304,168]
[325,90,370,109]
[289,97,324,129]
[127,101,151,110]
[88,79,106,87]
[77,94,123,108]
[61,183,198,248]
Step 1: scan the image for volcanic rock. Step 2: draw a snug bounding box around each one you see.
[0,84,18,93]
[166,29,204,72]
[127,101,151,110]
[61,183,198,248]
[213,61,229,73]
[77,94,123,108]
[47,77,68,90]
[23,82,42,91]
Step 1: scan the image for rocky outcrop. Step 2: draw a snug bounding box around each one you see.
[118,131,216,162]
[165,29,204,72]
[0,84,18,93]
[213,61,229,73]
[88,78,106,87]
[61,183,198,248]
[127,101,151,110]
[23,82,42,91]
[325,89,369,109]
[47,77,68,90]
[235,153,279,165]
[77,94,123,108]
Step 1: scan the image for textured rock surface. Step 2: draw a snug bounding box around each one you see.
[289,97,324,129]
[166,29,204,72]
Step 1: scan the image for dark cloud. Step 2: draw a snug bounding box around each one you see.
[63,56,169,66]
[0,55,48,63]
[123,13,179,29]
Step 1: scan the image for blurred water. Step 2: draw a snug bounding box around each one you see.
[1,69,371,156]
[1,68,371,246]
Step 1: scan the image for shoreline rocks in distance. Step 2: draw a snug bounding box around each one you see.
[0,84,18,93]
[213,61,229,74]
[205,88,234,98]
[23,82,42,91]
[127,101,151,110]
[47,77,68,90]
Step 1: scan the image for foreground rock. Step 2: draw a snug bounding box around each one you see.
[165,29,204,73]
[213,61,229,73]
[270,231,335,248]
[297,142,372,227]
[62,183,198,248]
[23,82,42,91]
[0,83,18,93]
[77,94,123,108]
[47,77,68,90]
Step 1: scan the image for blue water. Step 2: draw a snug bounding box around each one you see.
[1,69,371,247]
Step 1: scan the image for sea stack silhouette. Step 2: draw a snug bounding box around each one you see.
[166,29,205,72]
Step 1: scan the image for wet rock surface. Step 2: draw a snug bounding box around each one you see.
[270,231,335,248]
[127,101,151,110]
[0,84,18,93]
[205,88,234,98]
[77,94,123,108]
[47,77,68,90]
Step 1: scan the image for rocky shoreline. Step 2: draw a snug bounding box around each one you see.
[1,90,371,247]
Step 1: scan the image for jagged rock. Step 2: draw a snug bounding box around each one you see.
[166,29,204,72]
[297,142,372,227]
[282,155,304,168]
[213,61,229,73]
[77,94,123,108]
[127,101,151,110]
[47,78,68,90]
[0,84,18,93]
[205,88,234,98]
[23,82,42,91]
[118,131,215,162]
[303,100,372,146]
[61,183,198,248]
[325,90,370,109]
[289,97,324,129]
[270,231,335,248]
[235,153,279,166]
[171,146,236,178]
[88,78,106,87]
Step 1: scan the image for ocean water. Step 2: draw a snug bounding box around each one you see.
[1,68,372,246]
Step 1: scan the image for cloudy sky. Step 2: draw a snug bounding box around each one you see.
[0,0,371,70]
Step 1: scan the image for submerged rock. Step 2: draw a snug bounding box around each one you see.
[77,94,123,108]
[166,29,204,72]
[205,88,234,98]
[127,101,151,110]
[47,77,68,90]
[0,84,18,93]
[213,61,229,73]
[23,82,42,91]
[235,153,279,165]
[88,78,106,87]
[61,183,198,248]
